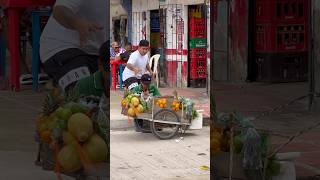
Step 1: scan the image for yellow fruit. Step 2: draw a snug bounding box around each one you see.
[68,113,94,142]
[136,104,144,113]
[121,99,127,107]
[127,108,136,117]
[211,132,222,142]
[40,130,52,143]
[38,123,48,133]
[83,134,108,163]
[211,138,221,155]
[131,97,140,107]
[58,144,82,173]
[62,131,77,145]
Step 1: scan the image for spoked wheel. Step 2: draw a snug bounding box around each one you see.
[151,109,180,140]
[134,119,152,133]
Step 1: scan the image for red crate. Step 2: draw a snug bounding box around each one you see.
[255,23,307,53]
[276,24,307,51]
[256,0,310,24]
[190,67,206,79]
[189,58,207,79]
[189,17,205,27]
[189,48,207,59]
[189,29,206,38]
[189,18,206,35]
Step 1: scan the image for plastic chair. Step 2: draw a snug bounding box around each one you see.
[31,10,51,91]
[149,54,160,88]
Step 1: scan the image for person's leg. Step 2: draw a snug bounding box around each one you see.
[43,48,98,92]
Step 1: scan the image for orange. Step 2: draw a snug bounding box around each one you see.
[40,130,52,143]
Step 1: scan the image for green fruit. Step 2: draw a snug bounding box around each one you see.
[233,135,243,154]
[64,102,88,114]
[126,95,133,103]
[71,104,87,114]
[57,107,73,121]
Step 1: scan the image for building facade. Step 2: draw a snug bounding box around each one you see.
[112,0,210,88]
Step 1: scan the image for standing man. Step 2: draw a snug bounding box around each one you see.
[122,40,153,90]
[40,0,108,92]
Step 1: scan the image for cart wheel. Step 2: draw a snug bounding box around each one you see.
[134,119,152,133]
[151,109,180,140]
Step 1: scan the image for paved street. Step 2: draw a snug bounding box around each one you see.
[110,127,210,180]
[0,87,73,180]
[214,82,320,178]
[110,87,210,179]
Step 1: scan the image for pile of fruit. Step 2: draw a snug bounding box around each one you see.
[211,114,281,179]
[36,90,108,174]
[121,94,147,117]
[156,98,167,108]
[171,100,182,112]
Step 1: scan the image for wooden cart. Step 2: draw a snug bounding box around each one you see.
[124,95,194,140]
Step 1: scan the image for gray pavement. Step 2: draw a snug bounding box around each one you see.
[0,89,73,180]
[110,127,210,180]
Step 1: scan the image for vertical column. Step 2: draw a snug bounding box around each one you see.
[7,9,21,91]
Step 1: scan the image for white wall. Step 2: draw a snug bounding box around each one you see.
[110,2,128,42]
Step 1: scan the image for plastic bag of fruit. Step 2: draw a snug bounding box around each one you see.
[34,88,108,176]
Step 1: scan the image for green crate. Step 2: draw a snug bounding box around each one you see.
[189,38,207,48]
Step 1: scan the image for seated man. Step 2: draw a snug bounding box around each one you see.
[119,42,133,62]
[131,74,161,97]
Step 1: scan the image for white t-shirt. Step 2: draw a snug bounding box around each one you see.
[122,50,149,81]
[40,0,108,62]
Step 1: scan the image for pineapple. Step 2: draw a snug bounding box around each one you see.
[42,88,64,116]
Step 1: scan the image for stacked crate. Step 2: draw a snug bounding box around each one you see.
[189,13,207,87]
[255,0,309,82]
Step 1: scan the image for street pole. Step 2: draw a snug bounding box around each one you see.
[311,0,320,111]
[309,0,314,110]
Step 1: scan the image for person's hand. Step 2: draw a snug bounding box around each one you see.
[74,18,103,47]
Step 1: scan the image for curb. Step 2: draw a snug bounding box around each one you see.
[110,117,211,130]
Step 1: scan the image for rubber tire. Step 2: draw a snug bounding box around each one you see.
[134,119,152,133]
[151,109,180,140]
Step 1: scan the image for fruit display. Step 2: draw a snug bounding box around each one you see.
[121,91,199,121]
[121,93,147,117]
[171,100,182,112]
[35,88,108,174]
[211,112,281,179]
[156,98,167,108]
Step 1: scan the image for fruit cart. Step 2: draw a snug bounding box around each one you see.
[122,94,197,140]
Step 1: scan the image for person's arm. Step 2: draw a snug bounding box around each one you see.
[52,2,103,46]
[126,54,141,75]
[146,63,153,77]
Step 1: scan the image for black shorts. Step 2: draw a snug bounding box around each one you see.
[123,77,140,90]
[43,48,98,91]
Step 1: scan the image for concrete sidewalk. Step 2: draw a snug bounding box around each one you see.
[110,127,210,179]
[214,82,320,179]
[0,88,74,180]
[110,88,210,129]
